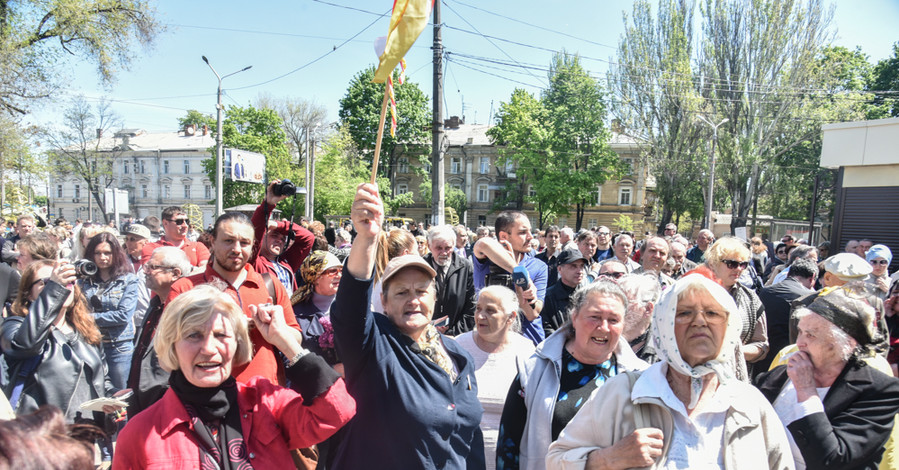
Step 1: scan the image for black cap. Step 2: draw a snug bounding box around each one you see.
[557,247,589,266]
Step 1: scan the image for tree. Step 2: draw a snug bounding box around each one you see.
[542,52,621,230]
[177,110,216,132]
[43,97,122,222]
[871,43,899,117]
[337,66,429,189]
[257,94,328,166]
[611,0,707,231]
[0,117,43,216]
[310,126,368,221]
[0,0,161,115]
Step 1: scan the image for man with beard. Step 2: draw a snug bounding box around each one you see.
[536,225,562,287]
[424,225,476,335]
[251,180,315,292]
[166,212,300,384]
[141,206,209,271]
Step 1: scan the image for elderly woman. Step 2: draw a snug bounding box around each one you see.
[705,237,767,377]
[329,183,484,469]
[455,286,536,470]
[756,290,899,470]
[291,250,343,364]
[113,285,355,469]
[497,281,648,470]
[547,274,792,470]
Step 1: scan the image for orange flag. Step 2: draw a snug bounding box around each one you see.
[372,0,433,84]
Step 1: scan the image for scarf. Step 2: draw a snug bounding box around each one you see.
[417,324,457,381]
[291,251,339,305]
[651,274,743,409]
[169,370,253,470]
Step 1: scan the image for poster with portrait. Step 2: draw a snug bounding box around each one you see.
[225,148,266,184]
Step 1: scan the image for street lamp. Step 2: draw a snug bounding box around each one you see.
[696,115,728,231]
[202,56,252,217]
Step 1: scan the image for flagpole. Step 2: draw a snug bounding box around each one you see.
[371,84,390,184]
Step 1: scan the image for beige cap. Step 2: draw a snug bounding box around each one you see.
[824,253,872,280]
[381,254,436,285]
[123,223,151,240]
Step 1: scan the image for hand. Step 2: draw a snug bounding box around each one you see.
[350,183,383,241]
[519,280,537,302]
[498,239,514,258]
[49,260,76,287]
[876,276,889,293]
[787,350,817,401]
[586,428,664,470]
[250,302,301,356]
[886,294,899,318]
[266,179,290,206]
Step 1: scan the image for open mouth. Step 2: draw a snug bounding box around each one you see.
[196,362,222,371]
[590,337,609,345]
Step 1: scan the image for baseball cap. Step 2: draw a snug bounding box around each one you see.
[123,224,151,240]
[381,254,436,286]
[823,253,872,280]
[557,247,589,265]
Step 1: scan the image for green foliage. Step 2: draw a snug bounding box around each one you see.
[177,110,216,132]
[614,214,635,232]
[445,187,468,220]
[311,126,368,222]
[871,43,899,117]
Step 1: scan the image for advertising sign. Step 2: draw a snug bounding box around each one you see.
[225,148,266,184]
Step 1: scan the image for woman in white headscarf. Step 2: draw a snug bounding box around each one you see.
[546,274,793,470]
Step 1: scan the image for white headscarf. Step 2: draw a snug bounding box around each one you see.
[651,273,743,409]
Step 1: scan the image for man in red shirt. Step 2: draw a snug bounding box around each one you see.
[141,206,210,270]
[251,180,315,292]
[167,212,300,384]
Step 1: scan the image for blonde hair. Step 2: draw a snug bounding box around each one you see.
[154,285,253,372]
[750,236,767,255]
[705,237,751,267]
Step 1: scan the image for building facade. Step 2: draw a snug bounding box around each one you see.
[49,128,216,227]
[392,121,656,231]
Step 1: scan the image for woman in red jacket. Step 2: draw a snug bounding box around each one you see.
[113,285,355,469]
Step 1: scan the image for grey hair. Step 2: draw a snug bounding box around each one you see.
[560,227,574,238]
[788,245,817,265]
[618,274,662,307]
[561,280,628,340]
[794,308,858,361]
[152,246,192,276]
[336,229,352,244]
[428,224,457,246]
[477,285,521,333]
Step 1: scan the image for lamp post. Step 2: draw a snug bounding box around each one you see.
[696,116,728,230]
[202,56,251,217]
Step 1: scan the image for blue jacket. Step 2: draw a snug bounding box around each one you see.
[331,273,485,470]
[79,273,140,342]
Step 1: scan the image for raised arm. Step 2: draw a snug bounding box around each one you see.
[473,237,517,273]
[345,183,383,280]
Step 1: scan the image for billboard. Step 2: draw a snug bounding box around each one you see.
[225,148,266,184]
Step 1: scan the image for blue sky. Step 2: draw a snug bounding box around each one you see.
[25,0,899,133]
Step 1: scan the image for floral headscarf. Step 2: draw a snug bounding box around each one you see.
[651,273,744,408]
[291,251,342,305]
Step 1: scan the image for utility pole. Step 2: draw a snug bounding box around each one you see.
[696,116,728,231]
[430,0,445,226]
[309,128,316,220]
[304,127,311,220]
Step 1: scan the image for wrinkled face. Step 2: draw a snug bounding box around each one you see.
[796,313,850,371]
[429,238,454,267]
[93,242,114,271]
[15,219,34,237]
[163,213,189,241]
[381,268,436,339]
[870,257,889,276]
[642,239,669,272]
[578,238,598,259]
[711,252,748,288]
[261,230,286,259]
[558,259,586,287]
[475,291,514,343]
[500,218,533,255]
[175,310,237,388]
[313,267,342,296]
[545,231,560,253]
[212,221,254,273]
[698,231,714,249]
[670,244,686,267]
[570,293,624,364]
[614,235,633,261]
[124,234,148,259]
[144,253,178,293]
[674,290,728,367]
[596,228,611,247]
[559,231,571,245]
[664,225,677,237]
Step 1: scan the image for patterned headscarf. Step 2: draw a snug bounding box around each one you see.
[651,273,743,409]
[291,251,341,305]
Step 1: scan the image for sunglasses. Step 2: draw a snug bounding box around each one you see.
[721,259,749,269]
[598,271,625,279]
[871,259,890,265]
[29,277,50,289]
[167,218,188,225]
[597,231,611,236]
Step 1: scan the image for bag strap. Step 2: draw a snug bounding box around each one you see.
[9,355,41,412]
[626,370,650,429]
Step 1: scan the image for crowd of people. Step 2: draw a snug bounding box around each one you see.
[0,181,897,470]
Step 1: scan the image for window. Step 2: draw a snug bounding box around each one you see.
[477,215,487,226]
[594,185,603,206]
[205,185,212,199]
[56,185,63,198]
[480,157,490,174]
[74,185,81,199]
[450,182,463,191]
[163,185,171,199]
[621,157,633,175]
[163,160,170,174]
[396,183,409,195]
[123,161,129,174]
[141,184,148,198]
[528,185,537,198]
[477,184,488,202]
[183,185,191,199]
[140,160,146,173]
[398,157,409,174]
[588,218,598,227]
[423,161,431,173]
[619,187,633,206]
[505,160,516,178]
[183,160,190,174]
[450,157,461,174]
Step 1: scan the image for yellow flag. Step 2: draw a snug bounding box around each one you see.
[372,0,432,84]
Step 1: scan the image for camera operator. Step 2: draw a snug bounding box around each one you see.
[473,210,547,345]
[251,179,315,292]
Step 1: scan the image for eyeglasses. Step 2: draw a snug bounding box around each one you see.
[871,259,890,265]
[674,309,728,325]
[144,263,174,272]
[29,277,50,289]
[167,218,188,225]
[721,259,749,270]
[598,271,626,279]
[597,231,611,236]
[322,267,342,276]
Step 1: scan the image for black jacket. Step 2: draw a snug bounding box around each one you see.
[542,281,575,336]
[757,277,810,373]
[756,360,899,470]
[425,252,476,336]
[127,296,169,417]
[536,250,560,288]
[0,281,114,422]
[0,262,19,316]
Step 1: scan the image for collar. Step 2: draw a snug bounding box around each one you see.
[202,263,263,290]
[158,381,256,438]
[633,362,738,418]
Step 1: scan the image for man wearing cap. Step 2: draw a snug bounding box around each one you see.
[251,180,315,293]
[865,244,892,300]
[756,290,899,470]
[631,236,674,288]
[541,248,587,336]
[757,257,819,374]
[425,224,476,336]
[123,223,153,325]
[140,206,209,271]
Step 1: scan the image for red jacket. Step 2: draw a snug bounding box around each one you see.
[250,200,315,292]
[141,237,210,267]
[167,263,299,384]
[113,376,355,470]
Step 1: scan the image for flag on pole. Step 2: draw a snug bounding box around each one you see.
[372,0,433,84]
[388,76,397,137]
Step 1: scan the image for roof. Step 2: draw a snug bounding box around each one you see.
[91,129,216,152]
[443,123,642,148]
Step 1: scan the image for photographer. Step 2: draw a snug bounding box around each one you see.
[251,179,315,292]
